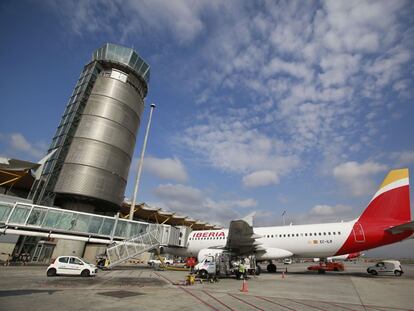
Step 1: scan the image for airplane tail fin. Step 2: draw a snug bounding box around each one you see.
[359,169,410,225]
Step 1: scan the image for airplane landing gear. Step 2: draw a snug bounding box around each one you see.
[267,261,277,273]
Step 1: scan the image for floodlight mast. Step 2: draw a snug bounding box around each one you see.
[129,103,156,220]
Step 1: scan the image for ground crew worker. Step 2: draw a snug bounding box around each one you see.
[238,261,246,279]
[186,257,196,272]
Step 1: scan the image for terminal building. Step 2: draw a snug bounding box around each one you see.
[0,44,218,265]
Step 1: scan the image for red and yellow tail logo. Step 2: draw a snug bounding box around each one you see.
[362,168,410,223]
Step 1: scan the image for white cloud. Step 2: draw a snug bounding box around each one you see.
[309,204,353,217]
[152,183,256,226]
[153,183,203,206]
[143,156,188,182]
[243,170,279,188]
[254,203,356,226]
[0,132,46,160]
[391,151,414,165]
[180,117,300,185]
[333,161,387,196]
[48,0,224,44]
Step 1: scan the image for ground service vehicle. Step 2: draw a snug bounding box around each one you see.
[194,253,258,279]
[307,262,345,273]
[367,260,403,276]
[283,258,292,265]
[47,256,97,277]
[147,258,174,267]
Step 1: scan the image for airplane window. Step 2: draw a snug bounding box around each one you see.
[271,235,274,238]
[319,233,321,236]
[300,233,303,236]
[296,234,299,237]
[283,234,286,237]
[309,233,312,236]
[287,234,290,237]
[328,232,331,235]
[338,231,341,235]
[305,233,308,236]
[333,232,336,235]
[279,234,282,237]
[323,232,326,235]
[314,233,317,236]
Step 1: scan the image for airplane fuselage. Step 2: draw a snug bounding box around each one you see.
[165,221,357,259]
[164,219,411,260]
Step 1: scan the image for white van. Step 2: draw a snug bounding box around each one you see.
[367,260,403,276]
[283,258,292,265]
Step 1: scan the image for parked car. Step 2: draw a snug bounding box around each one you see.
[283,258,292,265]
[47,256,97,277]
[147,258,174,267]
[367,260,403,276]
[307,262,345,273]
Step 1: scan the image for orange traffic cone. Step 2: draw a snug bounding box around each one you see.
[240,278,248,292]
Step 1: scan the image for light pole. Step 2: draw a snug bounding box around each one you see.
[129,103,156,220]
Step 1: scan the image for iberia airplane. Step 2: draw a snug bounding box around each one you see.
[163,169,414,269]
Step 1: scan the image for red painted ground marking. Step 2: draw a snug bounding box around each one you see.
[321,301,359,311]
[179,286,220,311]
[153,272,219,311]
[287,298,328,311]
[203,290,235,311]
[255,295,297,311]
[228,293,266,311]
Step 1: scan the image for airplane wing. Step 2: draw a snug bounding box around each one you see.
[386,221,414,235]
[225,213,263,255]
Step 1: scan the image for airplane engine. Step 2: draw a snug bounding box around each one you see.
[197,249,225,262]
[256,248,293,260]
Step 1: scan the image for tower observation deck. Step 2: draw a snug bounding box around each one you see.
[29,44,150,213]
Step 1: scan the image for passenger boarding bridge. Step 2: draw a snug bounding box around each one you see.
[0,200,191,268]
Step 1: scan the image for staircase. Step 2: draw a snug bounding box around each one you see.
[106,224,162,268]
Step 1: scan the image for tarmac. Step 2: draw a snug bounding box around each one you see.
[0,262,413,311]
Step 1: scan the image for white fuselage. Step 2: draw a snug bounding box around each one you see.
[164,220,356,260]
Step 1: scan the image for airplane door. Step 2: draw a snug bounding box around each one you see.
[352,222,365,243]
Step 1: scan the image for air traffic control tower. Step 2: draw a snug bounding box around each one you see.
[29,43,150,214]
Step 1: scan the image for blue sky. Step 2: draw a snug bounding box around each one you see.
[1,1,414,255]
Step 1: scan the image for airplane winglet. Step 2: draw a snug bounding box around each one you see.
[241,212,255,227]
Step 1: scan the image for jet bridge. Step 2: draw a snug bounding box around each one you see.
[0,200,191,266]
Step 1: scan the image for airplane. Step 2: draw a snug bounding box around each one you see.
[162,169,414,272]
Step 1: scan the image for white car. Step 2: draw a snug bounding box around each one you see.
[367,260,403,276]
[147,258,174,266]
[47,256,98,277]
[283,258,292,265]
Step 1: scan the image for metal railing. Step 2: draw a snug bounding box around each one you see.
[106,224,163,268]
[0,200,165,243]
